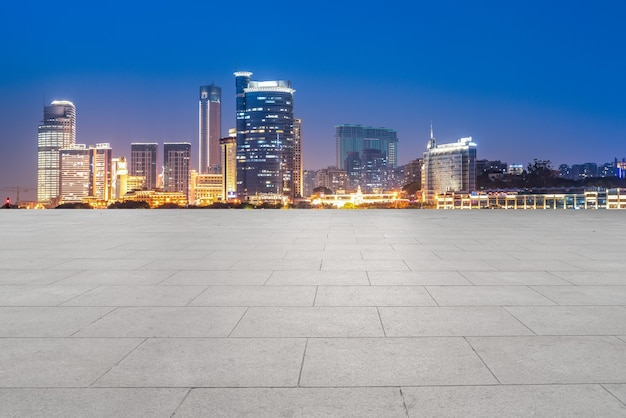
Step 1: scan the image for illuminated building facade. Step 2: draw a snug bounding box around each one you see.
[37,100,76,206]
[91,143,112,201]
[335,125,398,170]
[293,118,303,198]
[163,142,191,198]
[315,167,349,193]
[220,131,237,200]
[59,144,90,203]
[235,71,296,202]
[190,171,222,205]
[199,84,221,173]
[130,143,158,190]
[422,130,477,204]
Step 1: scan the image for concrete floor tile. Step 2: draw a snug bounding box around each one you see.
[49,258,153,270]
[0,338,142,387]
[95,338,306,387]
[54,270,176,285]
[61,285,206,306]
[321,259,409,271]
[315,286,436,306]
[0,286,94,306]
[549,271,626,285]
[189,285,316,306]
[161,270,272,285]
[468,336,626,384]
[0,270,78,285]
[0,258,67,270]
[460,271,571,286]
[379,307,533,337]
[367,271,472,286]
[284,250,363,260]
[231,258,322,271]
[231,307,384,337]
[531,285,626,305]
[0,388,188,418]
[139,258,237,270]
[486,260,583,271]
[175,387,407,418]
[505,306,626,335]
[402,385,626,418]
[0,307,113,337]
[300,337,497,386]
[266,270,369,286]
[603,384,626,405]
[426,286,556,306]
[74,307,246,337]
[405,259,497,271]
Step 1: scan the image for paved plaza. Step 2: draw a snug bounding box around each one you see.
[1,209,626,417]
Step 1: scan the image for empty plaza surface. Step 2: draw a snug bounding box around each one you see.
[1,209,626,417]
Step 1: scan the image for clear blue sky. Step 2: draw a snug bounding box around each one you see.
[1,0,625,200]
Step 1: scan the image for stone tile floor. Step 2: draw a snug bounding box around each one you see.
[0,209,625,417]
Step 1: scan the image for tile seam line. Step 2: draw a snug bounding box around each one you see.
[87,337,148,388]
[296,338,309,387]
[463,336,502,385]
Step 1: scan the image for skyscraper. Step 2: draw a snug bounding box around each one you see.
[422,129,477,204]
[199,84,221,173]
[37,100,76,206]
[220,129,237,200]
[293,118,303,198]
[130,143,158,190]
[91,143,112,201]
[335,125,398,170]
[59,144,90,203]
[163,142,191,197]
[234,71,296,202]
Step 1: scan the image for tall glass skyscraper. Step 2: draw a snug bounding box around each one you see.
[234,71,296,202]
[199,84,221,173]
[37,100,76,206]
[163,142,191,198]
[130,143,158,190]
[335,125,398,170]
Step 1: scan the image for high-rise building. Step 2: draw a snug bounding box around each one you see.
[163,142,191,198]
[422,129,477,204]
[335,125,398,170]
[234,71,296,202]
[199,84,222,173]
[59,144,90,203]
[130,143,158,190]
[37,100,76,206]
[91,143,112,201]
[220,128,237,200]
[293,118,303,198]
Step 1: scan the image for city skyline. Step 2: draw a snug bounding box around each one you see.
[1,1,625,201]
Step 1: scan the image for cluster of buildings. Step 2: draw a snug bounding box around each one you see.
[34,71,624,209]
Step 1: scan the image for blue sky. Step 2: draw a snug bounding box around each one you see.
[1,1,625,200]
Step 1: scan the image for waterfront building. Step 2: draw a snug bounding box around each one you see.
[303,170,317,198]
[293,118,303,198]
[315,167,349,193]
[91,143,112,201]
[220,129,237,200]
[59,144,90,203]
[404,158,423,186]
[335,125,398,171]
[199,84,222,173]
[422,129,477,204]
[130,143,158,190]
[190,171,222,205]
[37,100,76,206]
[234,71,296,202]
[163,142,191,198]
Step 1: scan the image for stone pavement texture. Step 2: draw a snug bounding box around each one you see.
[0,209,625,417]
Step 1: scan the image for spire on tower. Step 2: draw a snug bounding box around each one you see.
[427,121,436,149]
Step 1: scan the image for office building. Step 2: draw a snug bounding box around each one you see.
[91,143,112,201]
[130,143,158,190]
[163,142,191,198]
[190,171,222,205]
[293,118,303,198]
[335,125,398,170]
[199,84,222,173]
[315,167,349,193]
[422,129,477,204]
[37,100,76,206]
[235,71,296,202]
[220,129,237,200]
[59,144,90,203]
